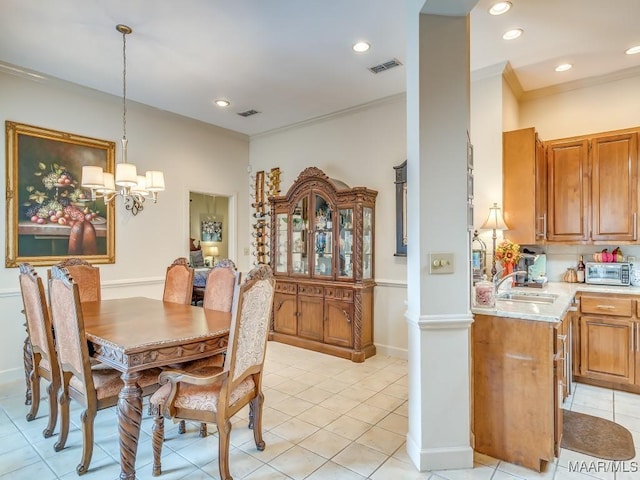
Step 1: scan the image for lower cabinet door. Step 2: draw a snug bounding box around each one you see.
[273,293,297,335]
[298,295,324,341]
[324,300,353,347]
[579,315,634,384]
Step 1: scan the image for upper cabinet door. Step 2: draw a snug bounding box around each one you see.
[546,139,590,242]
[503,128,547,245]
[591,132,638,242]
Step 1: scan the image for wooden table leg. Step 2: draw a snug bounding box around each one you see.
[117,372,142,480]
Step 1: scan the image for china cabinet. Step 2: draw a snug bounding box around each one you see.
[269,167,377,362]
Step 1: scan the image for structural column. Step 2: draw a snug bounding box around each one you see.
[405,0,477,471]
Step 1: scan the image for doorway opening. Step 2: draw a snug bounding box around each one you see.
[189,191,231,266]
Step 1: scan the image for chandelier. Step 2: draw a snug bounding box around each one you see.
[81,24,164,215]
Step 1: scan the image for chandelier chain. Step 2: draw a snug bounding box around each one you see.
[122,28,127,142]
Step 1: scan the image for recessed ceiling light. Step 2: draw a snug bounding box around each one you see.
[489,2,512,16]
[214,99,230,107]
[353,41,370,53]
[502,28,523,40]
[555,63,573,72]
[625,45,640,55]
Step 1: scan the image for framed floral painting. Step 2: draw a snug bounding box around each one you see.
[201,219,222,242]
[5,122,116,267]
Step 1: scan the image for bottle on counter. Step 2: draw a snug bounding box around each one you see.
[577,255,585,283]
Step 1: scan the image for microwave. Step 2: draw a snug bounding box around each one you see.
[585,262,631,286]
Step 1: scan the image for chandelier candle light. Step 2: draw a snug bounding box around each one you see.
[480,202,509,279]
[81,24,164,215]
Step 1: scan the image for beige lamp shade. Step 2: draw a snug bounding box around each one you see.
[97,172,116,194]
[145,171,165,192]
[480,203,509,231]
[81,166,104,188]
[206,245,219,257]
[115,162,138,187]
[131,175,149,195]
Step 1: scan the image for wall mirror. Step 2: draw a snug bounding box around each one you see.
[394,160,407,257]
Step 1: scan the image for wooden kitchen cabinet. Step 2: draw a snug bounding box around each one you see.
[590,132,638,242]
[574,292,640,392]
[473,314,559,471]
[269,167,377,362]
[503,127,547,244]
[546,138,590,242]
[546,129,638,243]
[504,126,639,245]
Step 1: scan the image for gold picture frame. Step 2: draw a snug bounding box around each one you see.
[5,121,116,267]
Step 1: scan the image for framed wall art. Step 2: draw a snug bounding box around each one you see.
[394,160,407,256]
[5,121,116,267]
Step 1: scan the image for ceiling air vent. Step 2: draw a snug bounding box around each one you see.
[237,109,261,117]
[368,58,403,74]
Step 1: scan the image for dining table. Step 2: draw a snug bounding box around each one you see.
[81,296,231,480]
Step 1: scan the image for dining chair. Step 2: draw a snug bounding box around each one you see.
[162,257,194,305]
[52,257,101,303]
[150,265,275,479]
[18,263,60,439]
[173,259,241,437]
[48,265,161,476]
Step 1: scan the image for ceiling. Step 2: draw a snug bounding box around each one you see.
[1,0,639,136]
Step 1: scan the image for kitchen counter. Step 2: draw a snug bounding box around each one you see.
[471,282,640,323]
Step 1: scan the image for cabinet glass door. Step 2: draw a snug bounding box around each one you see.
[363,207,373,279]
[314,194,332,277]
[292,197,309,275]
[275,213,288,273]
[338,208,353,279]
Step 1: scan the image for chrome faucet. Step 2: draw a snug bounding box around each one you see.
[494,270,528,293]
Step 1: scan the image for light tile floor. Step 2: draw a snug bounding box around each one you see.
[1,342,640,479]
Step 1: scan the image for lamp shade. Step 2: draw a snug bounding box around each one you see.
[131,175,149,195]
[115,162,138,187]
[96,172,116,194]
[81,166,104,188]
[206,245,219,257]
[480,203,509,231]
[145,171,165,192]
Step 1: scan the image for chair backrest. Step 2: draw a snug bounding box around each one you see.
[224,265,275,389]
[48,265,96,397]
[203,259,240,311]
[163,257,194,305]
[18,263,59,376]
[48,257,101,303]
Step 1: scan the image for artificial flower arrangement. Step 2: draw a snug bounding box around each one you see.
[494,238,521,277]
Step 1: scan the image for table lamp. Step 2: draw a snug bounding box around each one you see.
[205,245,219,265]
[480,202,509,279]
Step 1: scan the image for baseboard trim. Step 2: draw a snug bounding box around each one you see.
[406,434,474,471]
[375,344,408,359]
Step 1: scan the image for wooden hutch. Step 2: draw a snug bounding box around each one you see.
[269,167,377,362]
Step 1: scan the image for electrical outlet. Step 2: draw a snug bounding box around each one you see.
[429,253,454,274]
[244,247,250,256]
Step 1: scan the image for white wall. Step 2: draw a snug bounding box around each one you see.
[249,95,409,357]
[0,71,251,383]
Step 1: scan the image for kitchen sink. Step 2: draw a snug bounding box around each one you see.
[495,291,558,304]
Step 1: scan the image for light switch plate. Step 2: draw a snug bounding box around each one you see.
[429,252,454,274]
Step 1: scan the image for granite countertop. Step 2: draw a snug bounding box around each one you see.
[471,282,640,323]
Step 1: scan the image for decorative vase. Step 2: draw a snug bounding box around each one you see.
[502,262,514,277]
